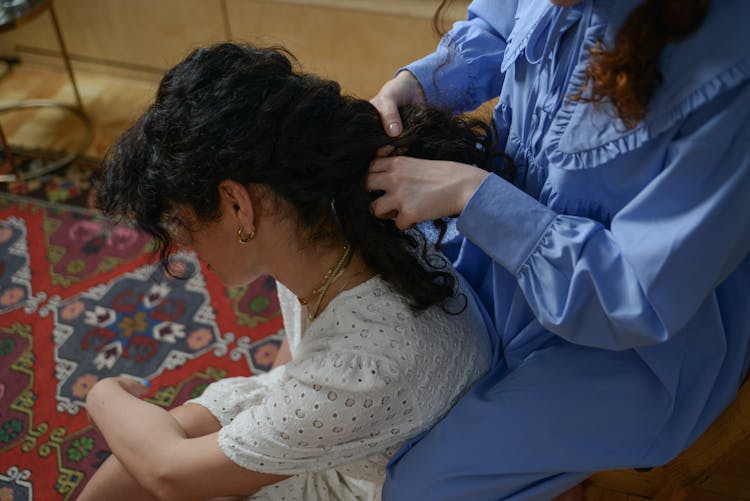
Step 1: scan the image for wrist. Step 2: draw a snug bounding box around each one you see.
[394,70,426,106]
[456,167,490,216]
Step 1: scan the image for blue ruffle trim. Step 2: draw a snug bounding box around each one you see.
[501,1,555,73]
[545,4,750,171]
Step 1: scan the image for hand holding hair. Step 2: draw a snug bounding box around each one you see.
[367,156,489,230]
[370,70,426,137]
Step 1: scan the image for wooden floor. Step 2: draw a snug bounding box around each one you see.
[0,62,157,159]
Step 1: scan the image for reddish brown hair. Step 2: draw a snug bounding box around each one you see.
[433,0,709,129]
[574,0,709,129]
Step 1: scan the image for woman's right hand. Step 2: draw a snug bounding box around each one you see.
[370,70,427,137]
[368,156,489,230]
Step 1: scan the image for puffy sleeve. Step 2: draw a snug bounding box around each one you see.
[193,350,418,475]
[403,0,518,113]
[457,83,750,350]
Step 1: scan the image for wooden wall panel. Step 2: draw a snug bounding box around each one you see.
[1,7,58,51]
[1,0,228,72]
[226,0,452,98]
[54,0,228,69]
[0,0,470,91]
[0,0,473,157]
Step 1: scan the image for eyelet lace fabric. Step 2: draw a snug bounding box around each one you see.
[189,275,491,500]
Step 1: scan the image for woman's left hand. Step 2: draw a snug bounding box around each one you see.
[91,376,150,399]
[367,156,489,229]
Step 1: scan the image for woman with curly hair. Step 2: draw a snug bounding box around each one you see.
[77,42,498,500]
[370,0,750,499]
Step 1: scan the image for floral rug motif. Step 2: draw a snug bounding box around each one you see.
[0,170,284,501]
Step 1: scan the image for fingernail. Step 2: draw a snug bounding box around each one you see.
[388,123,401,136]
[143,380,151,388]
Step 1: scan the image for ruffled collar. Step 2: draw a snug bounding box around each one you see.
[542,0,750,169]
[501,1,556,73]
[502,1,592,114]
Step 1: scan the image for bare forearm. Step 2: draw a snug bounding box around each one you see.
[77,453,160,501]
[86,378,287,499]
[271,336,292,368]
[86,379,185,491]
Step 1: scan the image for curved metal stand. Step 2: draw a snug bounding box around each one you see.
[0,99,93,182]
[0,1,93,183]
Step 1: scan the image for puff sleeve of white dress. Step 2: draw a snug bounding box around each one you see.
[188,275,491,500]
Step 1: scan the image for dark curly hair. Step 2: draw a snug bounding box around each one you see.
[95,43,503,311]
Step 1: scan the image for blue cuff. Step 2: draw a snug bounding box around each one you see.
[457,174,557,274]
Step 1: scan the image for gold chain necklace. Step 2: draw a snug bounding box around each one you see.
[299,243,353,321]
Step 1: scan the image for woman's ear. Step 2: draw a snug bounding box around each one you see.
[218,180,255,228]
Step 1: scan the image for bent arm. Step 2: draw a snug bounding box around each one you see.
[458,84,750,349]
[86,378,286,500]
[404,0,518,112]
[272,335,292,368]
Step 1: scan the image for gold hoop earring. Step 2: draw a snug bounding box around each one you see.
[236,225,256,243]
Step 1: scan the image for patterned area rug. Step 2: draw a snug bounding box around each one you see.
[0,156,284,500]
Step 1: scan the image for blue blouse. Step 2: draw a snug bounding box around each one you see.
[390,0,750,493]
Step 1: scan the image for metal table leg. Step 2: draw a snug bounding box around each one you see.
[0,1,93,183]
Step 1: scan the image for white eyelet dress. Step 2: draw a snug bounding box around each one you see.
[188,274,492,500]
